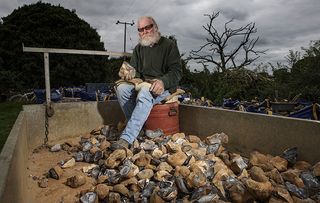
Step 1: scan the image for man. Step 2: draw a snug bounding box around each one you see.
[112,16,182,149]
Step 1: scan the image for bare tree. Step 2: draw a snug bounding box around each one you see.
[189,12,266,72]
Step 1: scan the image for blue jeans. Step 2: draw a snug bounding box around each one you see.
[115,83,170,144]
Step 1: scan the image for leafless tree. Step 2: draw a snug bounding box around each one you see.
[189,12,266,73]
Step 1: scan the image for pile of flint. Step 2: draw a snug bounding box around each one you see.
[45,124,320,203]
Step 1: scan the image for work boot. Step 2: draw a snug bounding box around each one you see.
[110,138,129,150]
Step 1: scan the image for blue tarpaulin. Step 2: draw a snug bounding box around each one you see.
[289,104,320,120]
[34,89,62,104]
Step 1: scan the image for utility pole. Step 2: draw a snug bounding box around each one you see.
[116,20,134,54]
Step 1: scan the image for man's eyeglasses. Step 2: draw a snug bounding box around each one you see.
[138,24,154,32]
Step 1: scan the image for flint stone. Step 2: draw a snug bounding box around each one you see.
[157,162,173,172]
[50,144,61,152]
[244,178,273,201]
[161,145,167,154]
[100,125,110,136]
[93,151,103,162]
[89,146,100,154]
[273,185,294,203]
[230,155,248,174]
[134,153,152,167]
[183,142,198,149]
[282,147,298,166]
[186,170,207,188]
[108,192,121,203]
[113,184,130,197]
[82,142,93,152]
[152,148,163,159]
[167,151,188,167]
[270,156,288,172]
[80,192,97,203]
[48,165,63,180]
[137,169,154,180]
[166,141,181,153]
[38,178,48,188]
[127,163,139,178]
[145,129,163,138]
[97,175,108,184]
[90,138,99,145]
[99,140,110,151]
[61,158,75,169]
[300,171,320,190]
[105,149,126,168]
[219,151,231,166]
[249,151,274,171]
[285,181,308,199]
[190,161,210,174]
[82,164,98,173]
[292,196,317,203]
[66,174,86,188]
[95,184,110,200]
[207,143,220,154]
[74,151,84,162]
[186,148,207,159]
[91,167,100,179]
[171,132,185,142]
[266,168,284,185]
[281,169,305,188]
[188,135,201,143]
[215,145,225,157]
[141,140,156,151]
[84,152,94,163]
[130,184,141,192]
[249,166,269,182]
[206,132,228,145]
[145,164,157,171]
[269,196,290,203]
[154,170,172,181]
[293,161,312,171]
[238,168,249,180]
[121,177,138,186]
[224,179,253,203]
[158,187,178,201]
[312,162,320,177]
[150,191,165,203]
[174,166,190,178]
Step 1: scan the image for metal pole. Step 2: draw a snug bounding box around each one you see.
[116,20,134,54]
[124,23,127,53]
[44,52,51,104]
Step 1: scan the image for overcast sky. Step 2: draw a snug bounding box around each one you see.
[1,0,320,71]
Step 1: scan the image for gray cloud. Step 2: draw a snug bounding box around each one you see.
[1,0,320,69]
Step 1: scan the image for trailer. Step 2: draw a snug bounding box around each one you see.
[0,101,319,202]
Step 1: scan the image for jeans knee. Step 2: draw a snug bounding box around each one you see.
[116,83,134,98]
[137,87,153,103]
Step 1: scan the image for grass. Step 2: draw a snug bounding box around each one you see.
[0,102,23,152]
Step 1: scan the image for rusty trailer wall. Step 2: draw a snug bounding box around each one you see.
[0,101,319,202]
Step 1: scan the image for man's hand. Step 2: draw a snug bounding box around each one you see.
[150,79,164,96]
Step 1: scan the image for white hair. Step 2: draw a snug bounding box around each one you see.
[138,16,161,46]
[137,16,159,31]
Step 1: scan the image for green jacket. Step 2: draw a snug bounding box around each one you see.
[130,36,182,93]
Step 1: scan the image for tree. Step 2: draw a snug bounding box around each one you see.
[189,12,266,73]
[0,2,109,94]
[285,50,301,69]
[302,40,320,57]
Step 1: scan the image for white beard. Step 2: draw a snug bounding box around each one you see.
[139,31,161,47]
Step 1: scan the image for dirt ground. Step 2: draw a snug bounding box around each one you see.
[27,138,96,203]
